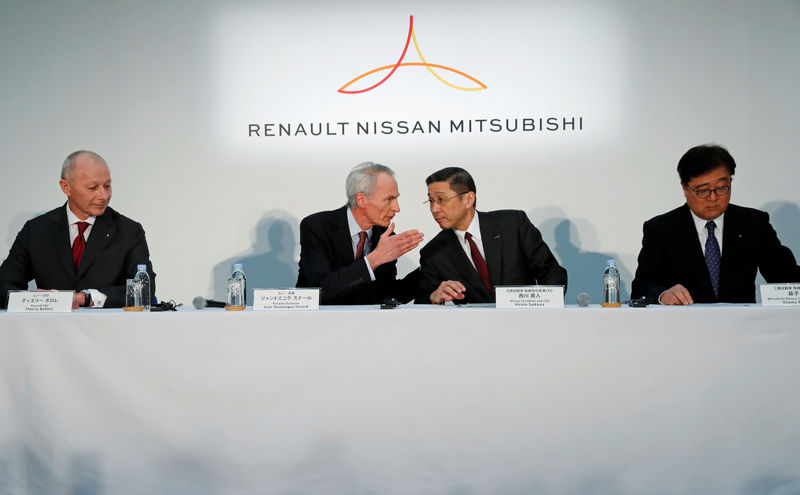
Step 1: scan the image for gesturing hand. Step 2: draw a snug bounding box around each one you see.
[366,223,424,270]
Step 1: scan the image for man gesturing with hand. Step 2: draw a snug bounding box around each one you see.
[296,162,423,305]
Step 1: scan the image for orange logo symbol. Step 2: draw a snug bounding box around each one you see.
[338,15,488,94]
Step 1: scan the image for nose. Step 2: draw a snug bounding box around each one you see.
[391,198,400,212]
[97,187,110,201]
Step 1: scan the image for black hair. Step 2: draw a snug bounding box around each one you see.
[425,167,476,194]
[677,144,736,184]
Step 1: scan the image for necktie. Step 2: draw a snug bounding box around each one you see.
[355,231,367,259]
[72,222,90,270]
[705,221,721,298]
[465,232,493,294]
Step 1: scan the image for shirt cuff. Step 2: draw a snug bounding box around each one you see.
[88,289,107,308]
[364,258,376,281]
[657,290,667,305]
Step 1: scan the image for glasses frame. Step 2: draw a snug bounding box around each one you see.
[423,191,467,207]
[685,178,733,199]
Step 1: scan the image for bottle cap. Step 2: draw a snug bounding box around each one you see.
[606,259,616,266]
[233,263,243,271]
[137,264,147,271]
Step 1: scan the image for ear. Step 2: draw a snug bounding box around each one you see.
[354,192,367,208]
[59,179,71,197]
[464,191,476,209]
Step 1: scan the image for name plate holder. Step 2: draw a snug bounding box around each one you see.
[7,290,74,313]
[495,286,564,309]
[253,288,320,311]
[760,284,800,307]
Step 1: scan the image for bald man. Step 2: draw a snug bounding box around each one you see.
[0,150,156,309]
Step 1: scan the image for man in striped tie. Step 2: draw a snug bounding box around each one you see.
[631,144,800,304]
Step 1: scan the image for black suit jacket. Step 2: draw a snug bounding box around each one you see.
[415,210,567,304]
[0,205,156,308]
[631,203,800,303]
[295,205,419,305]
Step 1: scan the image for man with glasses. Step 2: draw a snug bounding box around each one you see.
[416,167,567,304]
[296,161,423,304]
[631,144,800,304]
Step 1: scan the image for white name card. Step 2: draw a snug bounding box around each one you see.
[760,284,800,307]
[495,286,564,309]
[7,291,74,313]
[253,288,320,311]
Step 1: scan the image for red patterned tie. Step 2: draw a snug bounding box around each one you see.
[72,222,90,270]
[465,232,493,294]
[355,231,367,259]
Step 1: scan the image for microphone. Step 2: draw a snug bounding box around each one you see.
[192,296,226,309]
[576,292,591,307]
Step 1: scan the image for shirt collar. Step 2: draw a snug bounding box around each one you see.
[65,203,96,226]
[454,210,481,244]
[689,208,724,236]
[346,207,372,240]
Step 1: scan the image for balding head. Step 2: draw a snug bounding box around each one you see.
[61,150,107,182]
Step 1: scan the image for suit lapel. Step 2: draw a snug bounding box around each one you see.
[51,207,77,283]
[333,206,356,265]
[718,204,740,297]
[445,229,490,300]
[478,212,503,286]
[77,212,114,280]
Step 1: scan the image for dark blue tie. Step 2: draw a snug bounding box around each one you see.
[705,221,721,298]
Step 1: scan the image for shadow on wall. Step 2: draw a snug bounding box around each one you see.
[211,211,300,303]
[5,211,45,290]
[755,201,800,294]
[529,208,633,304]
[14,447,105,495]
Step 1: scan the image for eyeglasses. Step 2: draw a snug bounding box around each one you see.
[423,192,467,207]
[685,179,732,199]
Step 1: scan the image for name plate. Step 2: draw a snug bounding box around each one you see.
[760,284,800,307]
[253,288,319,311]
[496,286,564,309]
[7,291,74,313]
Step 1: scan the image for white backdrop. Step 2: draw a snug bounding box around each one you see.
[1,0,799,305]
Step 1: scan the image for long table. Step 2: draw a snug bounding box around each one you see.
[1,305,799,494]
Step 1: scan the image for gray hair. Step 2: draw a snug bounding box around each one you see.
[61,150,107,181]
[345,161,395,208]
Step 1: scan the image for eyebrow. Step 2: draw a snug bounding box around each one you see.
[691,176,730,188]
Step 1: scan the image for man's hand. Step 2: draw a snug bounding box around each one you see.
[366,223,424,270]
[72,292,85,309]
[430,280,466,304]
[71,292,94,309]
[659,284,694,305]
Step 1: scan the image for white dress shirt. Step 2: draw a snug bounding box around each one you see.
[453,212,486,270]
[689,210,724,256]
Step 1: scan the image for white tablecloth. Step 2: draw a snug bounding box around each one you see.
[1,305,799,494]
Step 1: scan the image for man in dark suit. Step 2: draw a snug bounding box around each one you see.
[631,144,800,304]
[416,167,567,304]
[0,150,156,309]
[296,162,423,305]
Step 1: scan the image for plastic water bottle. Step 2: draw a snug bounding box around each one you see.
[226,263,247,310]
[134,264,151,310]
[602,259,620,306]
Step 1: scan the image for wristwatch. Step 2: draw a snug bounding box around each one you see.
[81,290,92,307]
